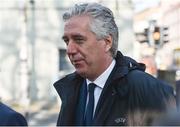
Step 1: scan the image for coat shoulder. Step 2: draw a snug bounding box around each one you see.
[125,69,175,110]
[127,69,173,91]
[0,103,27,126]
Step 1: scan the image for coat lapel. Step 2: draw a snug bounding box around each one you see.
[93,86,116,125]
[93,54,130,125]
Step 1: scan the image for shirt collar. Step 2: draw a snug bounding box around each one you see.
[86,59,116,89]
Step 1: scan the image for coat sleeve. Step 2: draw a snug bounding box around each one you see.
[127,70,176,111]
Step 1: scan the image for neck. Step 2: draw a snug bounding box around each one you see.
[88,57,113,81]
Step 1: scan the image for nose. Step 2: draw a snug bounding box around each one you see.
[66,41,77,55]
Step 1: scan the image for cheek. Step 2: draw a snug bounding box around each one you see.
[67,55,73,63]
[80,43,103,63]
[85,51,100,66]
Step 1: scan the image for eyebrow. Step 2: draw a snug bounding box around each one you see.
[62,34,87,40]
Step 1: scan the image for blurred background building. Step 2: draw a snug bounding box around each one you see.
[0,0,134,105]
[134,0,180,87]
[0,0,179,125]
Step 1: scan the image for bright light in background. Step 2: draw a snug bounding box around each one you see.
[132,0,160,13]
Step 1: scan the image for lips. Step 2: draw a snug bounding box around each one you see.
[72,59,83,65]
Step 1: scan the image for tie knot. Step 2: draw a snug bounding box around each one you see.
[88,83,96,93]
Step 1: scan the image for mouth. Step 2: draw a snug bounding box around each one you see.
[72,59,82,64]
[72,59,84,67]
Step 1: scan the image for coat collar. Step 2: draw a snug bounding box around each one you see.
[54,73,84,125]
[112,51,145,80]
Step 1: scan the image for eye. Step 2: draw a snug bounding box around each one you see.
[62,37,69,45]
[74,36,85,44]
[75,38,84,44]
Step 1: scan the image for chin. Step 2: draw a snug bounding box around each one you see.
[75,69,86,77]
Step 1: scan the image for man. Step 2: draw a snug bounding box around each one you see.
[0,102,28,126]
[54,2,175,126]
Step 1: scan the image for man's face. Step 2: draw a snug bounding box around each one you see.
[62,16,112,81]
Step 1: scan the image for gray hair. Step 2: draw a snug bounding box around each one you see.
[63,3,119,58]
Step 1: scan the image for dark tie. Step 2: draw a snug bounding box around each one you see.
[84,83,96,126]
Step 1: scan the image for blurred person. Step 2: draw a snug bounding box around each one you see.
[140,55,157,77]
[176,79,180,110]
[152,110,180,126]
[53,2,176,126]
[0,102,28,126]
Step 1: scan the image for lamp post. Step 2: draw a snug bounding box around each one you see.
[19,0,30,118]
[29,0,37,101]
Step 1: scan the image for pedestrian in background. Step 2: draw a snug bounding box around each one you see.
[0,102,28,126]
[54,2,176,126]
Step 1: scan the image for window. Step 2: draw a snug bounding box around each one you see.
[58,49,72,71]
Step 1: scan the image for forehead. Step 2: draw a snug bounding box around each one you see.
[64,15,91,32]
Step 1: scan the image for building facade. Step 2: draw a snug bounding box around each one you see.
[0,0,134,105]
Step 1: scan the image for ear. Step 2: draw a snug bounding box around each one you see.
[104,35,113,52]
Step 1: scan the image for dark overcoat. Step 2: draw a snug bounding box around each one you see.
[54,51,175,126]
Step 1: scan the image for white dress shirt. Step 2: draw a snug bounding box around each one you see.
[86,59,116,116]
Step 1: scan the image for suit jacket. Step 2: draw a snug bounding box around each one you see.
[0,102,28,126]
[54,51,175,126]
